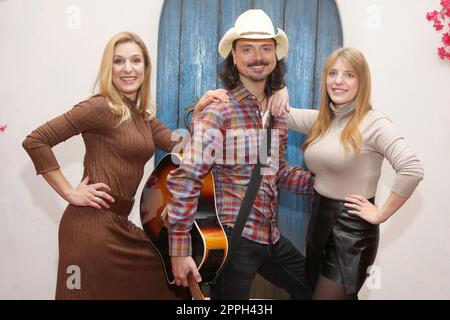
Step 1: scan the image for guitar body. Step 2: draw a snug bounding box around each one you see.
[140,153,228,285]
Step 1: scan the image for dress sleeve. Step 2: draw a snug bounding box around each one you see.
[148,118,180,153]
[22,96,116,174]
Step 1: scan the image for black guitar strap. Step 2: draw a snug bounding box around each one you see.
[212,115,274,286]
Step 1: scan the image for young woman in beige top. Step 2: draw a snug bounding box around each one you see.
[22,32,226,299]
[269,47,424,299]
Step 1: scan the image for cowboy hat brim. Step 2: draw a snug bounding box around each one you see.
[218,27,289,60]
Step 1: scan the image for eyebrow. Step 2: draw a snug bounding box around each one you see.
[113,54,143,58]
[329,68,355,73]
[239,43,274,49]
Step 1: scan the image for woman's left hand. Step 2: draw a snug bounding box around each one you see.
[267,86,290,117]
[194,89,229,118]
[197,89,229,109]
[344,195,384,225]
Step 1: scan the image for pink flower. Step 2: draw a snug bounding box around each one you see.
[441,0,450,17]
[429,1,450,60]
[0,124,7,132]
[443,33,450,46]
[427,10,439,21]
[434,20,444,31]
[441,0,450,11]
[438,47,450,59]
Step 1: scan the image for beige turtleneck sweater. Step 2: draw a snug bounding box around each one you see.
[287,103,424,200]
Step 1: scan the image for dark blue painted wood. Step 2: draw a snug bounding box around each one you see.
[313,0,343,106]
[156,0,343,251]
[179,0,220,129]
[253,0,284,28]
[155,0,182,161]
[279,0,320,251]
[217,0,252,82]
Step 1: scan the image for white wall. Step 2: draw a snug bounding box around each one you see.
[336,0,450,300]
[0,0,165,299]
[0,0,449,299]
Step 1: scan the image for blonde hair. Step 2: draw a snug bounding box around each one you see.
[303,47,372,154]
[93,32,155,123]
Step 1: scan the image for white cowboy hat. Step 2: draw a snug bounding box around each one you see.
[218,9,289,60]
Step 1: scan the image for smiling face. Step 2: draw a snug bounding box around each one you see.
[326,57,359,107]
[111,41,145,101]
[232,39,277,83]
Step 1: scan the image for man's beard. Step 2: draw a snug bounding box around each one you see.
[239,59,272,82]
[241,73,268,82]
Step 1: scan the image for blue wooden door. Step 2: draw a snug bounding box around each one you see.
[156,0,342,252]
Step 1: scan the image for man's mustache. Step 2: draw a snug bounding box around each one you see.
[247,60,269,67]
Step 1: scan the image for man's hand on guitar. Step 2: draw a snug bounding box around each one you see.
[171,256,202,287]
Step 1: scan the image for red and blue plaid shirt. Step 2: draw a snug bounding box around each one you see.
[167,85,314,256]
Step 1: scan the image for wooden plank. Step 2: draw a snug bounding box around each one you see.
[252,0,284,28]
[179,0,220,128]
[284,0,318,112]
[217,0,253,85]
[278,0,319,251]
[313,0,343,106]
[156,0,183,161]
[219,0,253,37]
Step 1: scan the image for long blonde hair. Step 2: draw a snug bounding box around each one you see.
[93,32,155,123]
[303,47,372,154]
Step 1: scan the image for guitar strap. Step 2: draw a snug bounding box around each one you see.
[212,114,274,286]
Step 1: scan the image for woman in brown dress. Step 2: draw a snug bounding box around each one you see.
[22,32,226,300]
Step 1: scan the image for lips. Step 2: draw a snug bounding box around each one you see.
[332,88,348,94]
[250,65,266,71]
[120,76,137,84]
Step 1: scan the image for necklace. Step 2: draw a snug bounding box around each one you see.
[257,95,267,113]
[257,95,267,104]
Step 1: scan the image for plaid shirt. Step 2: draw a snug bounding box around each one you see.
[167,85,314,256]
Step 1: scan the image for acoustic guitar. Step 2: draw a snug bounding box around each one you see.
[139,153,228,300]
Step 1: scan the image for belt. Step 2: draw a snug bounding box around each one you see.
[106,191,135,217]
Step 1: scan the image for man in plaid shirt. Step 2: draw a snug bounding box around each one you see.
[167,9,314,299]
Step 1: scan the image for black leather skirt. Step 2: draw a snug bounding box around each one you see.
[306,191,380,295]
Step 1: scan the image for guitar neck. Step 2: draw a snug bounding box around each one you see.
[187,272,205,300]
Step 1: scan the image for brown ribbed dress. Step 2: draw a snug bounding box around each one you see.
[22,95,186,299]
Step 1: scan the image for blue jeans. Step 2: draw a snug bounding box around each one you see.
[210,226,312,300]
